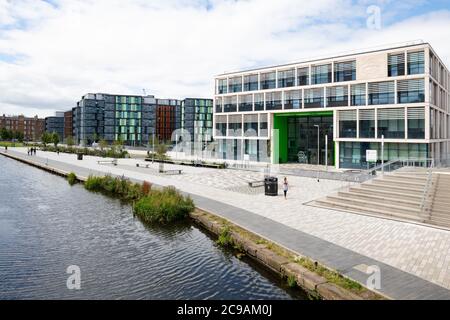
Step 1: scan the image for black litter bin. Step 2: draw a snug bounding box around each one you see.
[77,153,83,160]
[264,177,278,196]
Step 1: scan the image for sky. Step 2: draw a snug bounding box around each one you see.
[0,0,450,118]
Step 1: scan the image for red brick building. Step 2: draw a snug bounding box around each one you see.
[0,114,45,141]
[64,110,73,139]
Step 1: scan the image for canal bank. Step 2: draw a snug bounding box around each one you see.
[2,149,450,300]
[0,154,305,300]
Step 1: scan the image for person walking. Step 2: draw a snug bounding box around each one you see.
[283,177,289,200]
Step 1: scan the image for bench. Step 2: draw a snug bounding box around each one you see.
[162,169,182,175]
[98,159,117,166]
[248,180,265,188]
[136,163,150,168]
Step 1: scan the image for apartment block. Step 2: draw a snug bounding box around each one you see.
[213,42,450,169]
[45,112,65,139]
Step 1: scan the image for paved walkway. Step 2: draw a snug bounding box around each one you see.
[2,148,450,299]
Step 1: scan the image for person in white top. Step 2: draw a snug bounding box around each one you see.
[283,177,289,199]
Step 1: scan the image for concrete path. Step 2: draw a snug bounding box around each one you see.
[2,148,450,299]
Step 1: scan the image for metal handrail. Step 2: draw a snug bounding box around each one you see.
[419,159,435,220]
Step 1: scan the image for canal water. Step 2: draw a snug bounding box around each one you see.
[0,156,305,300]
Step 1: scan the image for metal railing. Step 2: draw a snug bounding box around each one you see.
[419,159,435,220]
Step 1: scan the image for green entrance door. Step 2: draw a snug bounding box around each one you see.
[274,112,334,166]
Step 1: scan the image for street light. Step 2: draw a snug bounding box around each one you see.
[314,125,320,166]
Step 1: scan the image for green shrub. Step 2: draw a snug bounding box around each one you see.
[84,175,104,191]
[287,275,297,288]
[133,187,194,224]
[216,226,234,247]
[67,172,77,186]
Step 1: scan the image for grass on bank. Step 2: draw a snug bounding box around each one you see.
[67,172,77,186]
[41,145,129,159]
[83,175,194,224]
[0,141,23,148]
[192,210,379,298]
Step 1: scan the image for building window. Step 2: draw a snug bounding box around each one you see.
[215,98,222,113]
[408,51,425,75]
[228,76,242,93]
[284,90,302,110]
[239,94,253,112]
[278,69,295,88]
[327,86,348,107]
[377,108,405,139]
[338,110,357,138]
[265,92,282,110]
[244,74,258,91]
[259,113,268,137]
[334,61,356,82]
[297,67,309,86]
[407,107,425,139]
[359,109,375,138]
[244,114,258,137]
[254,93,264,111]
[304,88,324,108]
[215,115,227,136]
[311,64,332,85]
[368,81,395,105]
[261,72,276,90]
[351,84,366,106]
[397,79,425,104]
[224,96,237,113]
[228,115,242,137]
[388,53,405,77]
[217,79,228,94]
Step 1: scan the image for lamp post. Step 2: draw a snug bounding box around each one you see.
[152,128,155,164]
[314,125,320,166]
[325,134,328,171]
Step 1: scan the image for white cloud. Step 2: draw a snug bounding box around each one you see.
[0,0,449,118]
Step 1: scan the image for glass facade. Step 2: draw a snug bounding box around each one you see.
[254,93,264,111]
[407,107,425,139]
[228,76,242,93]
[338,110,357,138]
[278,69,295,88]
[265,92,282,110]
[239,94,253,112]
[388,53,405,77]
[304,88,324,108]
[297,67,309,86]
[397,79,425,104]
[261,72,276,90]
[339,142,428,169]
[377,108,405,138]
[359,109,375,138]
[334,61,356,82]
[408,51,425,75]
[311,64,332,85]
[368,81,395,105]
[244,74,258,91]
[218,79,227,94]
[284,90,302,110]
[351,84,366,106]
[224,96,237,113]
[286,116,334,165]
[327,86,348,107]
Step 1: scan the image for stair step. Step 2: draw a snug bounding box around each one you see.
[326,195,420,216]
[372,178,426,188]
[314,199,423,222]
[337,191,421,208]
[360,183,423,195]
[349,187,422,201]
[383,174,428,182]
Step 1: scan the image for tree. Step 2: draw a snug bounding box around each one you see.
[113,138,124,151]
[1,128,12,141]
[155,141,168,160]
[14,131,24,143]
[66,136,75,147]
[41,132,52,146]
[52,132,60,147]
[99,139,108,151]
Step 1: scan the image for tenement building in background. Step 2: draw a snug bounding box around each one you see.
[45,112,65,139]
[155,99,181,143]
[213,42,450,169]
[0,114,45,141]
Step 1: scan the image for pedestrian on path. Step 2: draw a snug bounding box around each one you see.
[283,177,289,199]
[27,148,30,156]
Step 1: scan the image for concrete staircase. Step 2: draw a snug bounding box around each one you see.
[311,171,450,229]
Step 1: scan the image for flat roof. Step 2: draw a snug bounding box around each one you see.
[216,41,432,77]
